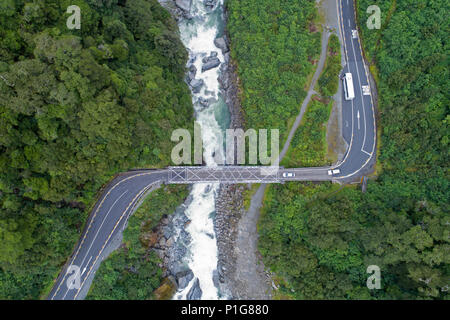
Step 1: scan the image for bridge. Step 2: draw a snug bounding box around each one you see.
[167,166,330,184]
[48,0,376,300]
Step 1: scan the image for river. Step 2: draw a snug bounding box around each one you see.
[172,0,230,300]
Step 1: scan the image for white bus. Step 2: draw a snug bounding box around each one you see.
[343,72,355,100]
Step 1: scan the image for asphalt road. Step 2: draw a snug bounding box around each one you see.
[334,0,376,180]
[48,0,376,300]
[48,170,167,300]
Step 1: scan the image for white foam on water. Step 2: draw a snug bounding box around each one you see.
[173,0,227,300]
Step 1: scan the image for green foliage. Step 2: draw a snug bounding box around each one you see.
[282,98,333,167]
[227,0,321,141]
[318,34,341,97]
[257,0,449,300]
[86,185,188,300]
[0,0,193,299]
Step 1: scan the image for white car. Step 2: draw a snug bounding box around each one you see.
[282,172,295,178]
[328,169,341,176]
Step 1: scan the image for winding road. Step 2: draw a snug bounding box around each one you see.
[48,0,376,300]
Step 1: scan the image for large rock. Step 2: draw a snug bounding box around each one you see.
[170,260,190,277]
[212,269,220,287]
[187,64,197,81]
[219,73,230,89]
[198,97,209,108]
[202,57,221,72]
[190,78,204,93]
[204,0,218,10]
[214,36,229,53]
[175,0,192,12]
[176,270,194,290]
[187,278,202,300]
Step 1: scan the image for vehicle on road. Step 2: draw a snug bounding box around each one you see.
[328,169,341,176]
[282,172,295,178]
[343,72,355,100]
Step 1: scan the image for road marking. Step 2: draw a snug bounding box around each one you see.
[361,149,371,156]
[77,190,128,272]
[334,0,377,179]
[72,182,158,300]
[357,110,360,130]
[349,37,368,151]
[49,172,161,299]
[335,2,354,168]
[336,0,349,63]
[61,189,130,299]
[82,256,93,276]
[337,0,377,180]
[362,85,371,95]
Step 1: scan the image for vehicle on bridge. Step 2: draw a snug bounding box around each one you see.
[282,172,295,178]
[342,72,355,100]
[328,169,341,176]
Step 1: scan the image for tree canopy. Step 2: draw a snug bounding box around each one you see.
[0,0,193,299]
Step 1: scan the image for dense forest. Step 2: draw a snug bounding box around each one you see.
[282,34,341,168]
[0,0,193,299]
[226,0,321,142]
[229,0,449,299]
[86,185,188,300]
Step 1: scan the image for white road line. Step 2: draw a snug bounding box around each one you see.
[78,189,128,268]
[337,0,349,63]
[328,0,377,180]
[82,256,93,275]
[361,149,371,156]
[349,37,368,151]
[357,110,360,130]
[62,189,129,299]
[73,182,157,300]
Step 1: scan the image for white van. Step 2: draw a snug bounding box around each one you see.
[343,73,355,100]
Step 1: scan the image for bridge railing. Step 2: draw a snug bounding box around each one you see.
[167,166,283,184]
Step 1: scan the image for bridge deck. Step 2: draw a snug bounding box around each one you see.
[168,166,282,184]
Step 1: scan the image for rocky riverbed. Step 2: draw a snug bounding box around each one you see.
[151,0,270,300]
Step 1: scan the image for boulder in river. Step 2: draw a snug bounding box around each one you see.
[187,278,202,300]
[190,78,204,93]
[212,269,220,287]
[204,0,218,10]
[176,270,194,290]
[214,36,229,53]
[188,64,197,81]
[202,57,221,72]
[175,0,192,12]
[198,97,209,108]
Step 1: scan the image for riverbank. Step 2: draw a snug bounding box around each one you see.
[155,0,269,299]
[225,0,331,299]
[156,0,242,299]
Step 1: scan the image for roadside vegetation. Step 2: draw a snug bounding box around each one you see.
[317,34,341,97]
[86,185,188,300]
[231,0,449,299]
[226,0,321,144]
[281,97,333,168]
[0,0,193,299]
